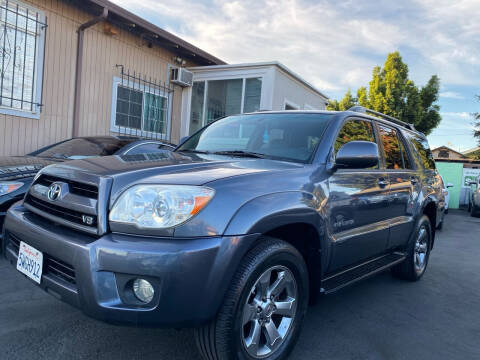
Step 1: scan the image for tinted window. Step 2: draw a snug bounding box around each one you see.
[378,125,404,169]
[124,143,167,155]
[398,136,411,169]
[33,138,133,160]
[177,113,332,163]
[334,119,375,154]
[405,132,436,170]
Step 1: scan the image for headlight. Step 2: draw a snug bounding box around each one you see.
[0,182,23,196]
[109,185,215,229]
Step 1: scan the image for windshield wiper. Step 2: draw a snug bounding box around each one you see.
[212,150,267,159]
[178,149,211,155]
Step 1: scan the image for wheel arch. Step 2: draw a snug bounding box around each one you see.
[224,191,327,303]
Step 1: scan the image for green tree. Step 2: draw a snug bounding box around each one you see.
[473,95,480,145]
[327,89,356,111]
[331,52,442,135]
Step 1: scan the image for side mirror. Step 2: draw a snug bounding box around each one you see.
[335,141,379,170]
[447,183,454,188]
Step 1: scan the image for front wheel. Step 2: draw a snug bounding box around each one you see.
[392,215,432,281]
[195,237,309,360]
[471,203,480,217]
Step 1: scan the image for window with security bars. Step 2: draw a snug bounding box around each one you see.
[111,67,172,140]
[0,0,46,116]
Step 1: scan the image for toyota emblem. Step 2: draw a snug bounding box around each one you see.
[47,182,63,201]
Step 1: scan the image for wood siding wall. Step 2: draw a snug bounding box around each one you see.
[0,0,197,156]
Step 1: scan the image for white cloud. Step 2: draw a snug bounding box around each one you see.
[440,91,465,100]
[111,0,480,96]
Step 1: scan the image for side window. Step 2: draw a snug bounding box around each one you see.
[334,119,375,154]
[125,143,163,155]
[405,133,436,170]
[378,125,410,170]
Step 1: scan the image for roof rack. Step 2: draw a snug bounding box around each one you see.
[348,106,416,131]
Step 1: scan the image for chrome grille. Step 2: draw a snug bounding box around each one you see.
[24,194,97,227]
[35,174,98,199]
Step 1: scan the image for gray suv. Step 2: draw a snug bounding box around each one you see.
[3,107,444,360]
[468,176,480,217]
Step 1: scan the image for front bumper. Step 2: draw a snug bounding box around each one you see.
[3,203,258,327]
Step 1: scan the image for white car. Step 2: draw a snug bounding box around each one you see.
[438,177,453,229]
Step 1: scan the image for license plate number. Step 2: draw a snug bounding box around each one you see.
[16,241,43,284]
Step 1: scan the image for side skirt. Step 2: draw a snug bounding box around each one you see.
[321,252,406,294]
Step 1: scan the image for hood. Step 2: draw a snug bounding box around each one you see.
[0,156,59,181]
[41,151,303,187]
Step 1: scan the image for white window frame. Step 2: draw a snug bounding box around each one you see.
[110,77,172,140]
[191,76,264,131]
[0,0,46,119]
[284,98,300,110]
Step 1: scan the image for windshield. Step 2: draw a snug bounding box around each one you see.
[177,113,332,163]
[32,138,134,160]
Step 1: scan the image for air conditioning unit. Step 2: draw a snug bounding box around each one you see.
[170,67,193,87]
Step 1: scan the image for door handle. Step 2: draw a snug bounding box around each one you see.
[378,179,389,187]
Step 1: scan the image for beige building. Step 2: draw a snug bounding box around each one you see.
[0,0,223,156]
[0,0,328,157]
[432,146,467,160]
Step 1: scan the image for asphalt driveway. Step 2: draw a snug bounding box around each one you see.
[1,210,480,359]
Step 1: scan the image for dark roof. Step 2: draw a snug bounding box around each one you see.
[72,0,226,66]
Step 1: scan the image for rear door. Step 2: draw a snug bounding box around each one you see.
[326,118,390,273]
[376,123,418,250]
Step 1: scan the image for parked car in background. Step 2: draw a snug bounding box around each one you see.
[0,136,175,244]
[437,177,453,229]
[3,108,443,360]
[468,176,480,217]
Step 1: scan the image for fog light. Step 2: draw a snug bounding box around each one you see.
[133,279,154,303]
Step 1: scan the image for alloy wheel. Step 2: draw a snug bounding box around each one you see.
[241,265,298,358]
[414,225,428,273]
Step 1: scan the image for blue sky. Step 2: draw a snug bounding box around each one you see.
[112,0,479,151]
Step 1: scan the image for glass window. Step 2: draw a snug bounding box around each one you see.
[116,86,143,130]
[206,79,242,124]
[334,119,375,154]
[189,81,205,134]
[124,142,170,155]
[144,93,167,134]
[32,138,134,159]
[178,113,332,163]
[0,0,46,113]
[378,125,404,170]
[244,78,262,113]
[114,84,169,136]
[405,132,436,170]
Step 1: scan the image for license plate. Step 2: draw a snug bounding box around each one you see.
[16,241,43,284]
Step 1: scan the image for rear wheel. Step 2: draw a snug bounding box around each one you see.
[195,237,309,360]
[471,203,480,217]
[392,215,432,281]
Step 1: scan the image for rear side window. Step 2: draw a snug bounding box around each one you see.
[404,132,436,170]
[334,119,375,154]
[378,125,411,170]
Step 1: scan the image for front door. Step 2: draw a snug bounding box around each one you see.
[326,118,390,273]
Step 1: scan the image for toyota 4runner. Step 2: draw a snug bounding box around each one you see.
[3,107,444,360]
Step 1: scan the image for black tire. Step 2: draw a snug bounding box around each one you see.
[391,215,432,281]
[437,219,443,230]
[471,204,480,217]
[195,237,309,360]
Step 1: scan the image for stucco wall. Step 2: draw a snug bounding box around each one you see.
[436,162,464,209]
[271,67,327,111]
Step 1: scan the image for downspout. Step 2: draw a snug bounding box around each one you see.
[72,8,108,137]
